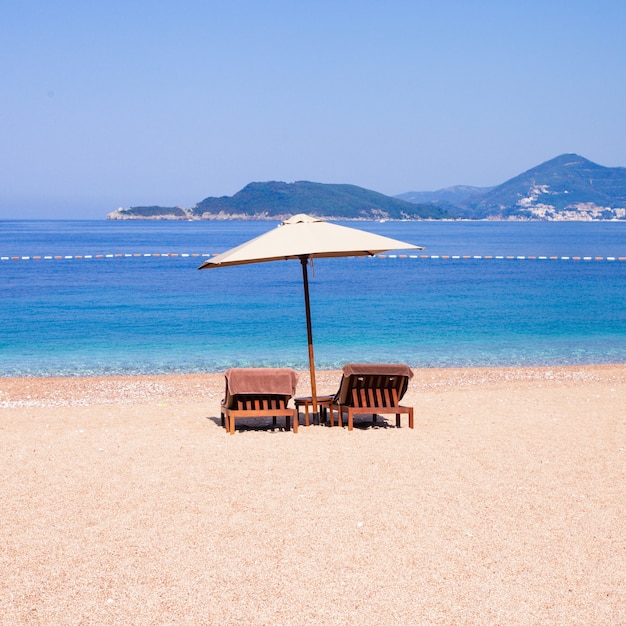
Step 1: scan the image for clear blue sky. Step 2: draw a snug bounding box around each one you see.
[2,0,625,219]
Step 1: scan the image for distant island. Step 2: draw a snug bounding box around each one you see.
[108,154,626,221]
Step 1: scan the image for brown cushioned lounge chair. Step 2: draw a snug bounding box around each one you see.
[220,368,299,434]
[329,363,414,430]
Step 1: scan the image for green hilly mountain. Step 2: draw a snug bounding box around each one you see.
[464,153,626,219]
[190,181,450,220]
[107,154,626,221]
[399,154,626,220]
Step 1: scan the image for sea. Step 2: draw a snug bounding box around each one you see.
[1,219,625,377]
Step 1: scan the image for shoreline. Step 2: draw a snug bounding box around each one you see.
[1,363,624,408]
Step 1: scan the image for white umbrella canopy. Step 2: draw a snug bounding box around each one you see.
[198,214,424,422]
[199,213,423,267]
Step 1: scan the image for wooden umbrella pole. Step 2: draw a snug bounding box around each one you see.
[300,256,319,424]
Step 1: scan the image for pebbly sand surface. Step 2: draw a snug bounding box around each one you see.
[1,365,624,625]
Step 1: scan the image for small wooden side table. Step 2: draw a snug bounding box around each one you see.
[294,395,334,426]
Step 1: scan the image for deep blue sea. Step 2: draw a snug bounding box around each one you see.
[1,220,625,376]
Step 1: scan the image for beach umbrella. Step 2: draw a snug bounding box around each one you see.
[198,214,423,422]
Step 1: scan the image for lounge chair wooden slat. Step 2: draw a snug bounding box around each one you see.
[365,388,374,407]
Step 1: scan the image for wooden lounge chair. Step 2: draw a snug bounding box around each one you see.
[220,368,299,434]
[329,363,414,430]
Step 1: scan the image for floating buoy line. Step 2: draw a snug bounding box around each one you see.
[380,254,626,261]
[1,252,625,262]
[2,252,207,261]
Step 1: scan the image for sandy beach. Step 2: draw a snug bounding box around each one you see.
[1,365,624,625]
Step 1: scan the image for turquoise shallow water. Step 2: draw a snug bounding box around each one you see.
[1,220,625,376]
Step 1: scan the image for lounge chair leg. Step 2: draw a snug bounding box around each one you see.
[396,413,401,428]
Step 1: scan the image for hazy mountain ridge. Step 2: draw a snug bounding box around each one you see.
[108,154,626,221]
[396,185,495,205]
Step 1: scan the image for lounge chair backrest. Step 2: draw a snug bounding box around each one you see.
[230,395,291,412]
[222,368,298,410]
[350,383,400,410]
[334,364,413,407]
